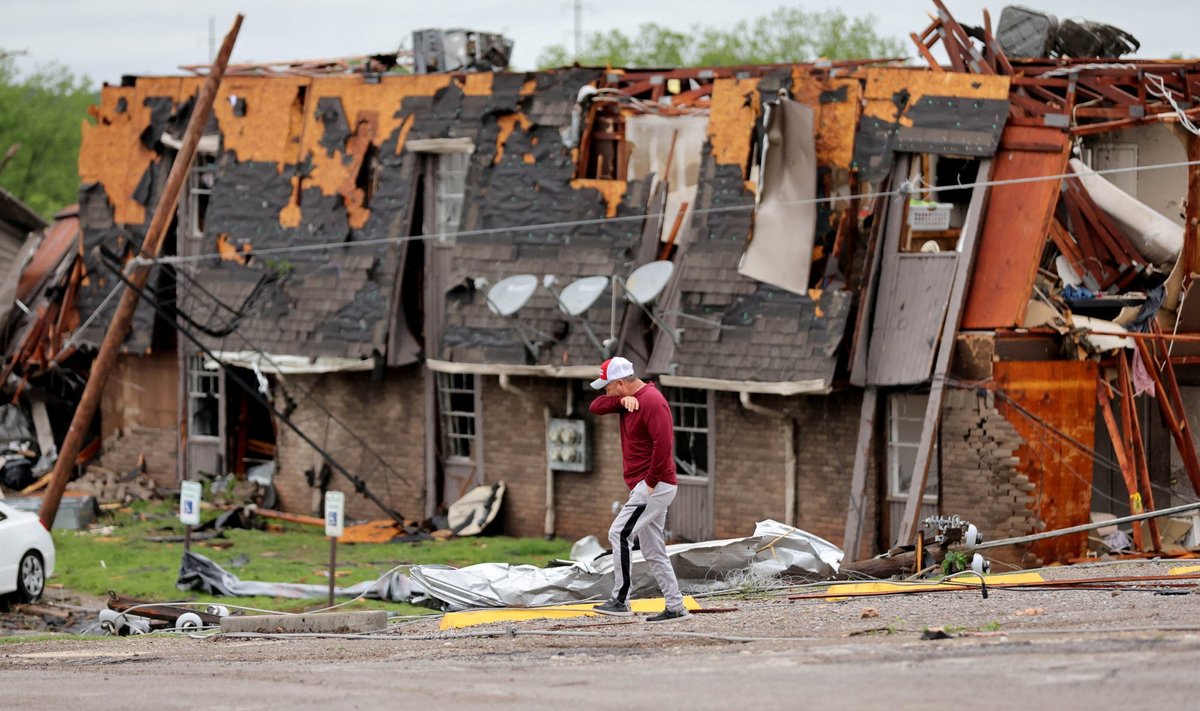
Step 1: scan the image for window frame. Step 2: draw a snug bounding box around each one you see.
[187,353,221,441]
[886,392,938,504]
[663,385,710,482]
[437,372,479,463]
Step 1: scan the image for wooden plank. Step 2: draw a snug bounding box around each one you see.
[850,157,909,387]
[842,387,878,560]
[962,126,1070,329]
[1119,355,1161,550]
[1096,375,1145,550]
[867,254,957,386]
[895,159,992,546]
[993,360,1098,564]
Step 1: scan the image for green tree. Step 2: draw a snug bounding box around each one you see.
[538,8,905,69]
[0,55,96,220]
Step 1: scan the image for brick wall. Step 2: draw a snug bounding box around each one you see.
[273,367,425,522]
[477,376,631,540]
[710,391,876,556]
[99,352,179,488]
[940,387,1040,568]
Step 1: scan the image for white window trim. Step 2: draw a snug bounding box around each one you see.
[887,393,938,504]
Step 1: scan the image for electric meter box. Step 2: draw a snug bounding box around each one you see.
[547,418,591,472]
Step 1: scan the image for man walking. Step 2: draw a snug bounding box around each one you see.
[588,356,689,622]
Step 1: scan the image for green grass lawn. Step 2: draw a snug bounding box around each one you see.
[50,502,573,614]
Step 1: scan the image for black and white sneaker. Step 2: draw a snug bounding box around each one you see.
[646,608,690,623]
[592,599,633,617]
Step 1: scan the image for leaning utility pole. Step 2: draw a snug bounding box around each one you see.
[38,15,244,529]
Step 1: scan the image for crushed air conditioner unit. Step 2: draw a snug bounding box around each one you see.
[412,29,514,74]
[547,418,590,472]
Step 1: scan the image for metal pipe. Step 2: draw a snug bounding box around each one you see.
[498,374,557,538]
[738,392,796,527]
[978,500,1200,551]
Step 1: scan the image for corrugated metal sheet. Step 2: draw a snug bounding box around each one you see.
[994,360,1097,565]
[961,125,1070,329]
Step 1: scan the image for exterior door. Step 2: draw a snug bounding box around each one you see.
[886,392,938,544]
[436,372,482,507]
[185,353,225,479]
[664,387,714,542]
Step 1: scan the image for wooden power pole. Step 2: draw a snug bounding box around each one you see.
[38,15,244,529]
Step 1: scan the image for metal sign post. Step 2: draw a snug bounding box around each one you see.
[179,480,202,554]
[324,491,345,608]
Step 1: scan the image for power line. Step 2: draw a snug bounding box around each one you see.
[134,156,1200,268]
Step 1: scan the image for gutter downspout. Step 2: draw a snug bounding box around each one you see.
[498,374,556,539]
[739,391,797,527]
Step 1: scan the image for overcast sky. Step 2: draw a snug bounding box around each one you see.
[2,0,1196,86]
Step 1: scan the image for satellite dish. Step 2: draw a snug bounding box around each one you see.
[624,261,674,305]
[557,276,609,316]
[486,274,538,316]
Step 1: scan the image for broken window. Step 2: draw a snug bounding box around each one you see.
[187,354,220,438]
[902,156,980,253]
[437,372,478,461]
[187,153,217,240]
[664,386,709,478]
[887,392,938,503]
[434,152,468,242]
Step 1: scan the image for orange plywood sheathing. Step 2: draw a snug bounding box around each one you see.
[789,73,861,170]
[212,76,310,166]
[993,360,1098,565]
[707,77,761,173]
[860,67,1010,126]
[290,74,451,226]
[215,233,249,263]
[336,111,380,229]
[460,72,494,97]
[279,175,303,228]
[494,112,533,165]
[79,87,156,226]
[79,77,206,226]
[297,75,451,195]
[570,179,627,218]
[961,125,1071,329]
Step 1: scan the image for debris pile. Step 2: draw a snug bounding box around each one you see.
[68,465,160,505]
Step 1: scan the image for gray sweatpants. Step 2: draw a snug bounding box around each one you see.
[608,480,684,611]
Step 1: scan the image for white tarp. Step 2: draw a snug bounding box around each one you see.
[738,98,818,295]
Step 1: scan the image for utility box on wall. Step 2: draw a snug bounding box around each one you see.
[547,418,590,472]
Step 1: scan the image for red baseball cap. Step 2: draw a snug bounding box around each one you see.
[591,356,635,390]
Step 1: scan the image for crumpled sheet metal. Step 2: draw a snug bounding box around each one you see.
[409,520,843,611]
[173,522,841,610]
[177,551,413,602]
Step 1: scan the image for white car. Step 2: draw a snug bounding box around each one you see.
[0,500,55,602]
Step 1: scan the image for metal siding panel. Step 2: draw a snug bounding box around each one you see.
[994,360,1098,564]
[961,126,1070,329]
[867,254,957,385]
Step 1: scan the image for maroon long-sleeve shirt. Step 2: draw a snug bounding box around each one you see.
[589,382,677,490]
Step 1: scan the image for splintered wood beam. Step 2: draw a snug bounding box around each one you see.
[842,387,878,559]
[1119,355,1162,550]
[1097,375,1145,551]
[896,160,993,547]
[1135,332,1200,496]
[910,32,944,72]
[1186,133,1200,275]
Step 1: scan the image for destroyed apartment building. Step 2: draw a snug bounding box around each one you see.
[5,4,1200,566]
